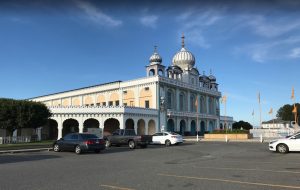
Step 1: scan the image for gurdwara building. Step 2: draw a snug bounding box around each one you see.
[31,36,223,140]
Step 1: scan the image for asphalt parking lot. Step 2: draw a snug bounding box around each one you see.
[0,142,300,190]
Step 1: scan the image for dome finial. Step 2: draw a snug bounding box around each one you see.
[181,33,185,48]
[154,45,157,53]
[210,69,212,75]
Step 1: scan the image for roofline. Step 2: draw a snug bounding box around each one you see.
[28,80,122,100]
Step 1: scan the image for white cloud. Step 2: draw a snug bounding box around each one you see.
[237,15,300,38]
[75,0,122,27]
[176,9,224,48]
[140,15,158,28]
[289,47,300,58]
[234,36,300,62]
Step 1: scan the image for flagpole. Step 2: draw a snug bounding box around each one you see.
[258,92,262,128]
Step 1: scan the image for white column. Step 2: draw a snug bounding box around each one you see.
[57,117,63,139]
[79,116,84,133]
[176,88,180,111]
[134,119,138,134]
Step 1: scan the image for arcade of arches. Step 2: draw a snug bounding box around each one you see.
[43,117,157,140]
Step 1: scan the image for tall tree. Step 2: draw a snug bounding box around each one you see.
[232,120,253,130]
[0,98,51,135]
[276,103,300,122]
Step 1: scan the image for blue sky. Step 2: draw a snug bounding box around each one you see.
[0,0,300,126]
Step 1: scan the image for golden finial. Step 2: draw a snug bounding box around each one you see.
[181,33,185,48]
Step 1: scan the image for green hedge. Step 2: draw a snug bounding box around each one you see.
[210,129,249,134]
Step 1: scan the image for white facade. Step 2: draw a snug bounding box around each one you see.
[30,35,224,139]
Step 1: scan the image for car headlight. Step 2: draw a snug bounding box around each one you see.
[269,140,277,144]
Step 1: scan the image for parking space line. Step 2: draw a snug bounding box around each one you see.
[100,184,135,190]
[192,166,300,174]
[158,173,300,189]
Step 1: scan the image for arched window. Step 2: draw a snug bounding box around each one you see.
[167,89,174,109]
[209,97,214,114]
[200,96,206,113]
[190,94,196,112]
[179,92,186,111]
[149,69,155,76]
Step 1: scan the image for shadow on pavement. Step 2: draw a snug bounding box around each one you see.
[0,154,61,164]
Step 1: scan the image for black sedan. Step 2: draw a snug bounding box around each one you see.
[53,133,106,154]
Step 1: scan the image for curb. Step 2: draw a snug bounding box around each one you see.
[0,148,53,154]
[183,138,272,143]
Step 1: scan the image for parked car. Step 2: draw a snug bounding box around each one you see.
[151,132,183,146]
[53,133,106,154]
[269,132,300,153]
[104,129,152,149]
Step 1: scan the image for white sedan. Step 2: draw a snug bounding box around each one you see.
[269,132,300,153]
[152,132,183,146]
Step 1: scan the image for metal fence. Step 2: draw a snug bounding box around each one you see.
[250,128,296,138]
[0,136,31,144]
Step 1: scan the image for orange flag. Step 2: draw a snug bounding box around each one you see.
[291,87,295,100]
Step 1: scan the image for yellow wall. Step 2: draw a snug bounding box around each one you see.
[123,90,135,106]
[72,98,80,106]
[52,100,60,106]
[97,95,105,104]
[109,93,119,102]
[139,88,152,108]
[62,99,70,106]
[84,96,93,105]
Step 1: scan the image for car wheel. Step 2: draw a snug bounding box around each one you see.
[128,140,136,149]
[165,140,171,147]
[105,140,111,149]
[277,143,289,154]
[75,145,82,154]
[53,144,60,152]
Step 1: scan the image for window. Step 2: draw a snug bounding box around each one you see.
[115,100,119,106]
[102,102,106,106]
[145,87,149,91]
[71,134,78,140]
[130,101,134,106]
[96,103,100,106]
[123,103,127,106]
[90,104,94,106]
[145,100,149,108]
[109,101,113,106]
[167,90,173,109]
[123,90,127,94]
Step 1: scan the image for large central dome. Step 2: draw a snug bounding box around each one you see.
[172,34,195,70]
[172,47,195,69]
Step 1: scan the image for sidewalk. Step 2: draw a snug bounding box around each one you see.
[183,136,275,143]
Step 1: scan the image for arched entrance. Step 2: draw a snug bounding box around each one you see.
[167,119,175,132]
[200,121,206,135]
[137,119,145,135]
[83,118,99,132]
[43,119,58,140]
[190,120,196,135]
[104,118,120,136]
[180,120,186,135]
[125,119,134,130]
[62,118,79,137]
[148,120,156,135]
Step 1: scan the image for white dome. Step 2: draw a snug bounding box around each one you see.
[149,52,162,65]
[172,47,195,70]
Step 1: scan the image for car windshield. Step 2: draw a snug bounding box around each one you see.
[170,132,179,135]
[80,134,98,139]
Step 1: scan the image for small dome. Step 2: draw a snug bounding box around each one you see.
[149,46,162,65]
[208,75,216,81]
[172,34,195,70]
